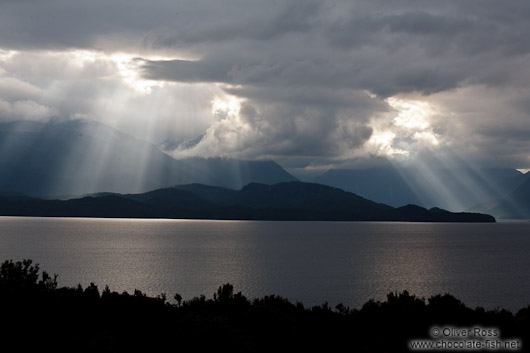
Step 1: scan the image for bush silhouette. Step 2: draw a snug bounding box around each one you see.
[0,259,57,292]
[0,259,528,353]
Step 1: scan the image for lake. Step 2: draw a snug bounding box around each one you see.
[0,216,529,311]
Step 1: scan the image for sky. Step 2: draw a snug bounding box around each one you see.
[1,0,530,174]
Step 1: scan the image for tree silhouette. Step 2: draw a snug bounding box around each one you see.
[0,259,528,353]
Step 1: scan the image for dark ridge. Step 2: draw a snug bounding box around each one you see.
[0,181,495,222]
[174,183,238,204]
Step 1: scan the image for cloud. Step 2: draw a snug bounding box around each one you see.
[1,0,530,170]
[0,50,220,142]
[0,76,44,101]
[172,95,376,160]
[426,85,530,169]
[0,99,56,122]
[142,59,232,83]
[141,1,530,95]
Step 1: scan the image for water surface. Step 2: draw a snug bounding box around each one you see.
[0,217,529,311]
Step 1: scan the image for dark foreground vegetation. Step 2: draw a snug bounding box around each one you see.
[1,260,527,352]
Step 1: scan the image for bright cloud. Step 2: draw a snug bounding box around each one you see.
[0,48,220,143]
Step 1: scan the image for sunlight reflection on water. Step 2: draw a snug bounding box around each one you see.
[0,217,529,311]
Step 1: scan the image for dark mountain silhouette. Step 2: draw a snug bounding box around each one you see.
[0,120,297,197]
[313,166,523,211]
[491,171,530,197]
[177,157,296,189]
[469,175,530,219]
[0,181,495,222]
[313,168,422,207]
[174,183,237,204]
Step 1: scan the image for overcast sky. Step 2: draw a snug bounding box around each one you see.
[1,0,529,172]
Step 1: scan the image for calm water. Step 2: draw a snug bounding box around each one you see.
[0,217,529,311]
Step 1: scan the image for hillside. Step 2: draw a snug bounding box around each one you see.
[0,120,297,197]
[0,181,495,222]
[469,176,530,219]
[313,166,523,211]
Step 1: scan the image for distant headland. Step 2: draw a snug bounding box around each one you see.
[0,181,495,222]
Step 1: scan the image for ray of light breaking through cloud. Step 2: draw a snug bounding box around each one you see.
[0,0,529,174]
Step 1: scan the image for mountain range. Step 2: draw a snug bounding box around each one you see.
[469,176,530,219]
[0,120,526,219]
[0,120,296,197]
[313,166,528,212]
[0,181,495,222]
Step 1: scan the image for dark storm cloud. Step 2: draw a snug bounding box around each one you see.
[0,0,180,51]
[3,0,529,96]
[326,11,472,49]
[152,0,323,46]
[141,1,530,96]
[142,59,231,83]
